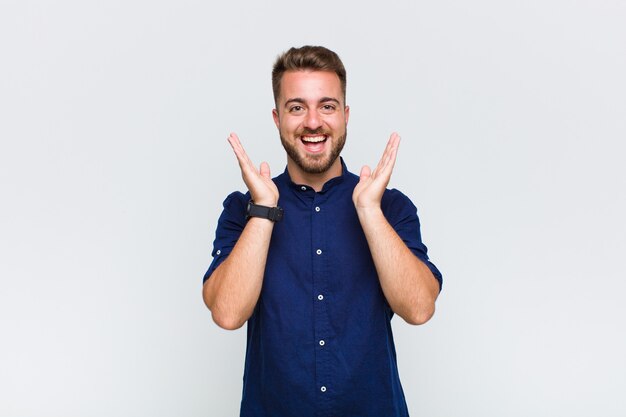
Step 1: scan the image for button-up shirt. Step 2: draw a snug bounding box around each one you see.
[204,160,442,417]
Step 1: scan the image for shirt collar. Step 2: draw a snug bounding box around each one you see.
[282,157,348,193]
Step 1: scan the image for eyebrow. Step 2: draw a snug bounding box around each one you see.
[283,97,341,108]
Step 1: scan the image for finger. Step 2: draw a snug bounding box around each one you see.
[228,133,257,174]
[371,141,389,177]
[227,132,244,162]
[372,132,399,177]
[227,132,241,152]
[383,133,400,172]
[259,161,271,179]
[372,133,400,183]
[228,133,248,164]
[359,165,372,182]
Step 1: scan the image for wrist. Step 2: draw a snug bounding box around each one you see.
[246,200,284,222]
[250,195,278,207]
[356,206,388,235]
[252,199,278,207]
[355,205,384,219]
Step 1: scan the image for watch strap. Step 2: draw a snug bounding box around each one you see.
[246,201,284,222]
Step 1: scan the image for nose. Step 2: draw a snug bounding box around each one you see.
[303,109,322,130]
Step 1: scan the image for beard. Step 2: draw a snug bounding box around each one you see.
[280,127,347,175]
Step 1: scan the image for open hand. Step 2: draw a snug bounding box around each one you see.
[227,133,279,206]
[352,133,400,211]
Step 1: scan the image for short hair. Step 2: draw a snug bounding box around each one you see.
[272,45,347,106]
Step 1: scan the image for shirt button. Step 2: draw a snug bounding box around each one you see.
[319,340,325,346]
[216,250,221,255]
[317,294,324,301]
[301,186,307,191]
[320,386,327,393]
[315,206,321,212]
[316,249,322,255]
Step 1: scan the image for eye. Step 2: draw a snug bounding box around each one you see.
[321,104,336,113]
[289,105,304,113]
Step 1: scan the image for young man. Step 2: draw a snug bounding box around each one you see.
[203,46,442,417]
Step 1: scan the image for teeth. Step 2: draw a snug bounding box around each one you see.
[301,135,326,143]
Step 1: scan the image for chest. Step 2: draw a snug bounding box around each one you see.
[262,192,383,313]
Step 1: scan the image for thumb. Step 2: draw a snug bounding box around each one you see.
[359,165,371,182]
[260,161,271,179]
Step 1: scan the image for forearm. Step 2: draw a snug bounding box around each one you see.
[357,208,439,325]
[202,218,274,330]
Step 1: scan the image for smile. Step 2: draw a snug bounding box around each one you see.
[299,135,328,154]
[301,135,328,143]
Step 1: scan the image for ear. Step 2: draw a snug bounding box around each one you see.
[344,105,350,125]
[272,108,280,129]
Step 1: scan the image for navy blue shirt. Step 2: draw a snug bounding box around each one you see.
[204,160,442,417]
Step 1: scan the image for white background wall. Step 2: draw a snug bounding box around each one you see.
[1,0,625,416]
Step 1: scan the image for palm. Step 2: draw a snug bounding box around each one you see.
[228,133,279,206]
[353,133,400,210]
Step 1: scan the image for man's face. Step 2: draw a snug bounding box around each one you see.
[273,70,349,175]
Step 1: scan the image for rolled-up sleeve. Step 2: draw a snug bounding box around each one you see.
[203,191,248,283]
[382,189,443,291]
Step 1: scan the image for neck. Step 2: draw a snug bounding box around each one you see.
[287,158,343,192]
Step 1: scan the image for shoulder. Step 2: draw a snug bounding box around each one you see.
[222,190,248,206]
[381,188,419,225]
[382,188,416,211]
[221,191,250,217]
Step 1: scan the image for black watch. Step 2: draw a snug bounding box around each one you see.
[246,200,284,222]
